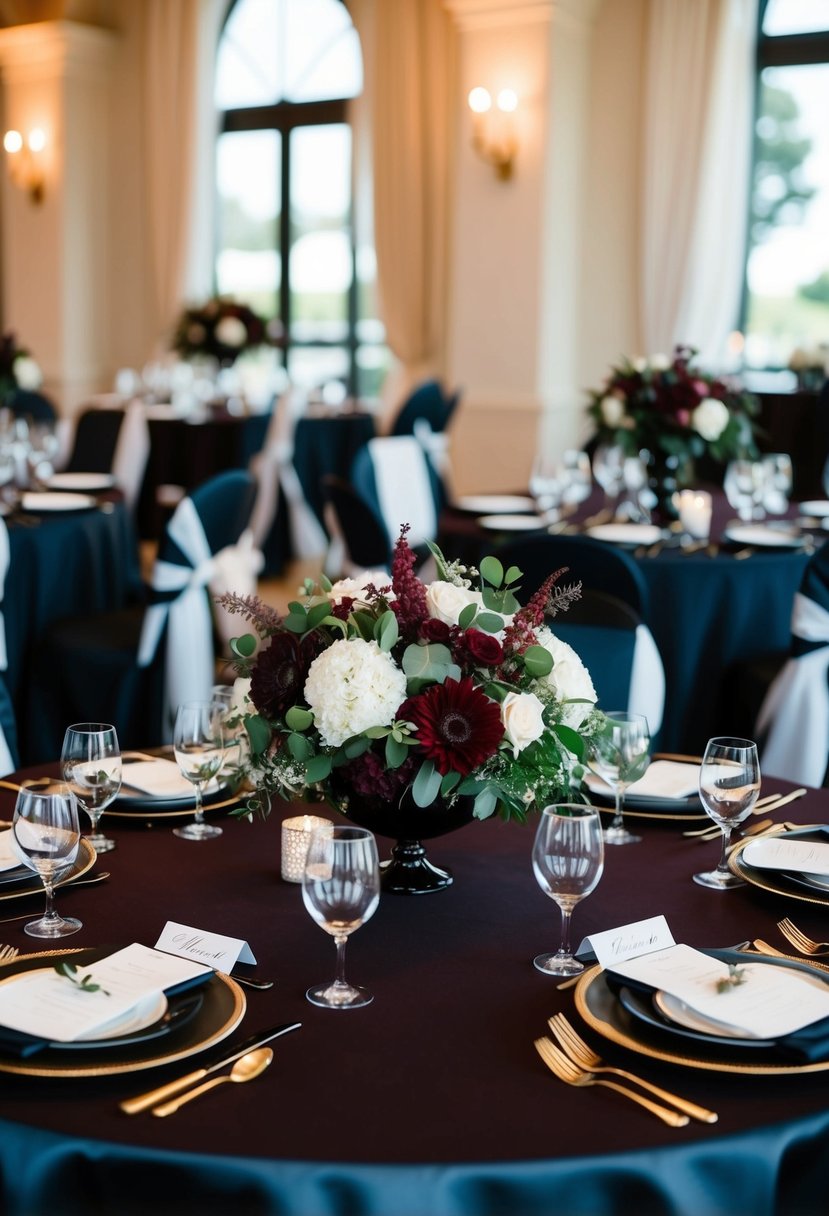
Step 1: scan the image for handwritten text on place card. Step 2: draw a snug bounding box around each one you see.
[155,921,257,973]
[588,916,675,969]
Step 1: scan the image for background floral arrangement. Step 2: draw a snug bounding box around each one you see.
[218,531,603,824]
[171,296,269,365]
[0,331,43,403]
[788,342,828,392]
[587,345,759,472]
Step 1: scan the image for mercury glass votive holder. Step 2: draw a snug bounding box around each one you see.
[281,815,333,882]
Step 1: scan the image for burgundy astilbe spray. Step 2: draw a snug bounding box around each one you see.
[390,525,429,640]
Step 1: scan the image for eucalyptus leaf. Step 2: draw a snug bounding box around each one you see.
[351,611,376,643]
[305,754,333,783]
[440,771,461,796]
[552,722,585,759]
[412,760,442,807]
[504,565,522,585]
[284,613,309,635]
[475,611,505,634]
[343,735,372,759]
[230,634,257,659]
[402,642,457,685]
[480,555,504,588]
[287,732,313,761]
[285,706,313,732]
[319,573,333,592]
[245,714,272,756]
[375,609,399,652]
[523,645,553,677]
[458,602,478,630]
[472,786,498,819]
[385,734,409,769]
[306,600,334,630]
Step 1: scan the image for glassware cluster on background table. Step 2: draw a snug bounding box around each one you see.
[1,765,829,1214]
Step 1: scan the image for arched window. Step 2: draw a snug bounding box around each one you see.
[743,0,829,377]
[214,0,385,397]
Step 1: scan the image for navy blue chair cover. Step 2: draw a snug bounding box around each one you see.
[390,379,460,437]
[554,592,639,714]
[322,475,392,572]
[36,471,256,753]
[64,408,125,473]
[0,673,19,774]
[7,389,56,424]
[498,534,650,617]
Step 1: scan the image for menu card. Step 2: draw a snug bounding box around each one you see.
[0,944,211,1042]
[586,761,700,801]
[743,837,829,876]
[121,759,217,799]
[609,944,829,1039]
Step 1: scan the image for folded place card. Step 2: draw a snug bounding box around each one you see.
[742,837,829,877]
[586,760,700,801]
[155,920,256,973]
[0,943,211,1043]
[608,943,829,1040]
[586,916,675,969]
[121,759,217,799]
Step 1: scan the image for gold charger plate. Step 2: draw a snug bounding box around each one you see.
[0,835,96,904]
[573,955,829,1075]
[729,828,829,908]
[0,946,245,1077]
[107,789,242,822]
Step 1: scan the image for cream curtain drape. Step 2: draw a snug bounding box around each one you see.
[141,0,224,351]
[640,0,757,365]
[348,0,457,414]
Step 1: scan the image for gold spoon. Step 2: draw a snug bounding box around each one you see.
[151,1047,273,1117]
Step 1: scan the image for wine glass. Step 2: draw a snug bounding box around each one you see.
[211,684,246,772]
[302,825,380,1009]
[173,701,225,841]
[529,453,566,522]
[532,804,604,976]
[12,783,82,938]
[61,723,122,854]
[588,711,651,845]
[560,449,592,508]
[761,453,792,515]
[694,736,760,889]
[592,444,625,513]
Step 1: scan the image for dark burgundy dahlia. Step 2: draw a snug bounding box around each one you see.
[401,676,504,776]
[250,632,321,719]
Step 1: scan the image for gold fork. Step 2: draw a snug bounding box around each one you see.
[533,1037,689,1127]
[0,945,19,963]
[777,919,829,957]
[547,1014,718,1123]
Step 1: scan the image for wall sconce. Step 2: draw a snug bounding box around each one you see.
[468,86,518,181]
[3,127,46,204]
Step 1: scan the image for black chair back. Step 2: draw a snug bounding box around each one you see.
[390,379,460,437]
[498,533,650,617]
[65,408,125,473]
[322,475,391,571]
[7,389,56,423]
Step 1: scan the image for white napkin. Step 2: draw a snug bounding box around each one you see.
[587,760,700,801]
[743,837,829,877]
[121,759,217,799]
[0,829,25,873]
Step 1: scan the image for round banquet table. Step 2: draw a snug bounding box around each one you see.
[3,499,141,765]
[439,489,812,753]
[0,770,829,1215]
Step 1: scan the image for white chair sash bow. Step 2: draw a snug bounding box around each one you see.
[137,496,216,732]
[368,436,437,548]
[756,592,829,787]
[249,388,328,560]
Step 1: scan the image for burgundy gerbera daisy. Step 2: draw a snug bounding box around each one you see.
[250,631,321,719]
[401,676,504,776]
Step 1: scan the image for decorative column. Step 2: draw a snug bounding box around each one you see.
[0,21,117,415]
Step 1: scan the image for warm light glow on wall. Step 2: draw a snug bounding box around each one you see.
[467,86,518,181]
[4,127,47,204]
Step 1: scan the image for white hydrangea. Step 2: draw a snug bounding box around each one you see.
[215,316,248,348]
[534,626,597,728]
[304,638,407,747]
[599,394,626,426]
[691,396,729,442]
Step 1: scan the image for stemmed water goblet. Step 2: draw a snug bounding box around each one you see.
[211,684,246,772]
[592,444,625,516]
[61,722,122,853]
[302,825,380,1008]
[529,452,567,523]
[531,804,604,976]
[12,783,83,938]
[693,736,760,889]
[588,711,651,845]
[173,700,226,841]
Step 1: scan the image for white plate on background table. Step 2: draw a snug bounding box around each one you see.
[20,492,97,512]
[799,501,829,517]
[48,472,115,493]
[456,494,536,514]
[723,524,804,548]
[585,523,663,546]
[477,514,547,532]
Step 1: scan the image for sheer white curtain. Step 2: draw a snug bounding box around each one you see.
[640,0,757,365]
[347,0,457,415]
[141,0,224,348]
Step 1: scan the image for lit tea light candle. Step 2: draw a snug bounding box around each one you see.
[678,489,712,540]
[281,815,333,882]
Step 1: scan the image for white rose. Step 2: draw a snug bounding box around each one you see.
[691,397,729,442]
[648,353,670,371]
[535,626,597,728]
[501,691,546,757]
[599,395,625,427]
[425,581,483,626]
[328,573,394,606]
[230,676,252,717]
[632,356,648,373]
[215,316,248,348]
[14,355,42,390]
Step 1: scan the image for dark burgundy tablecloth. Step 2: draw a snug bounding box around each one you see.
[1,772,829,1214]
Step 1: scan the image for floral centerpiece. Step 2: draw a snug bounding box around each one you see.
[0,331,43,405]
[171,296,269,366]
[587,345,759,496]
[218,530,603,889]
[788,343,828,393]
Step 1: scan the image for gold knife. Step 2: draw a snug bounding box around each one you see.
[119,1021,301,1114]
